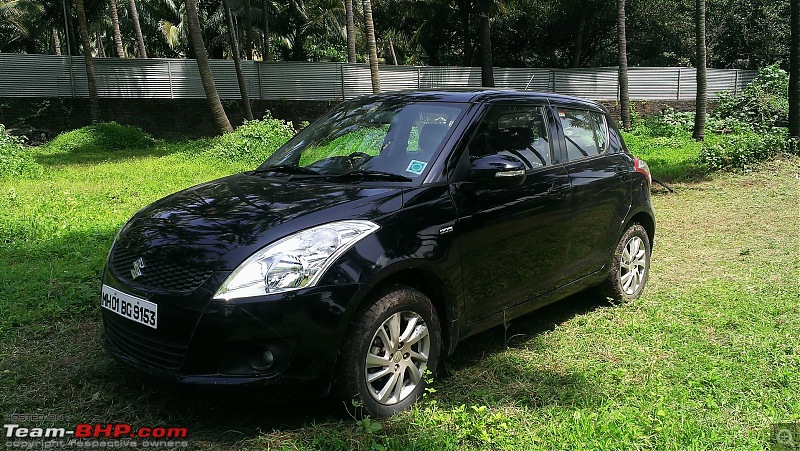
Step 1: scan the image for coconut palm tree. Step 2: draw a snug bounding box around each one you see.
[223,0,254,120]
[345,0,356,62]
[363,0,380,93]
[477,0,494,87]
[75,0,100,123]
[186,0,233,134]
[692,0,707,142]
[617,0,631,130]
[789,0,799,138]
[109,0,125,57]
[128,0,147,57]
[243,0,254,59]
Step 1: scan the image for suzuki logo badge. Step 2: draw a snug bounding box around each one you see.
[131,257,146,279]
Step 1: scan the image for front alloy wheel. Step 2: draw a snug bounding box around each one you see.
[336,285,441,418]
[365,311,430,405]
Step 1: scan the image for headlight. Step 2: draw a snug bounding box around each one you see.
[213,220,380,301]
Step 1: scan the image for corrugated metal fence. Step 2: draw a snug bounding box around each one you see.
[0,53,755,101]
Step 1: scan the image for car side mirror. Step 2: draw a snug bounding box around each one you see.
[469,154,526,187]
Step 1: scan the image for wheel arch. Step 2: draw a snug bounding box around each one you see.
[354,266,458,357]
[625,210,655,248]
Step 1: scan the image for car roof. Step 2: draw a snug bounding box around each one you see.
[352,89,605,111]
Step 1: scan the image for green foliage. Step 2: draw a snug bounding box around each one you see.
[630,109,752,138]
[210,116,296,166]
[697,129,793,171]
[44,122,155,154]
[715,65,790,130]
[0,124,42,178]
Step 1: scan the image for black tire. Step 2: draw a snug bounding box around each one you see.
[335,285,441,418]
[603,223,651,302]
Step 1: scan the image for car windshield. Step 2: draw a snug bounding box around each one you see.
[259,99,467,182]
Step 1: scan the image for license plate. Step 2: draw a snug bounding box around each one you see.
[101,284,158,329]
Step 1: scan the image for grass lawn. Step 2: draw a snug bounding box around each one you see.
[0,129,798,450]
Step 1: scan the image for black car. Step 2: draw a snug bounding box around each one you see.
[101,90,654,418]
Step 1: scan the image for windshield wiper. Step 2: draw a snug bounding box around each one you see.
[328,170,413,182]
[251,165,321,176]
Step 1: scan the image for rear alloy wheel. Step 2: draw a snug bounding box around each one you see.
[336,286,441,418]
[604,223,651,302]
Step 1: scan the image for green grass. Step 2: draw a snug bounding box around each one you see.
[1,125,798,450]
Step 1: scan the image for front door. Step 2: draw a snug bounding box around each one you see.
[451,103,573,323]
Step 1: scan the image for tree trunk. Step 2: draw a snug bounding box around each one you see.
[573,4,588,67]
[478,8,494,87]
[244,0,254,60]
[388,38,398,65]
[692,0,707,142]
[75,0,100,123]
[461,0,472,66]
[110,0,125,57]
[363,0,381,93]
[345,0,356,63]
[128,0,148,58]
[617,0,631,130]
[53,29,62,55]
[223,0,254,120]
[262,0,271,60]
[96,31,106,57]
[186,0,234,134]
[789,0,799,138]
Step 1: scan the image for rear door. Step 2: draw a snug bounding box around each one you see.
[451,103,573,323]
[553,106,633,279]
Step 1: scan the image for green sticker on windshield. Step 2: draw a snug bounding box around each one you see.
[406,160,427,175]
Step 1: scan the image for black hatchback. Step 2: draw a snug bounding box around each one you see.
[100,90,655,418]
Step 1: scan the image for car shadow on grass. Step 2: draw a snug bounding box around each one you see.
[431,289,615,410]
[1,288,615,448]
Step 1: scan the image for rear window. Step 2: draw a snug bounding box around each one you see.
[557,109,609,161]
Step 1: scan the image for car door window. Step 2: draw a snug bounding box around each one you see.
[468,105,552,170]
[558,109,609,161]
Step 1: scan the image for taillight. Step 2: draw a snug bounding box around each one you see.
[634,157,652,189]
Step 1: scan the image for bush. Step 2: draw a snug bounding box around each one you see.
[0,124,42,178]
[209,115,296,165]
[714,64,789,130]
[697,129,792,171]
[44,122,154,153]
[631,109,752,138]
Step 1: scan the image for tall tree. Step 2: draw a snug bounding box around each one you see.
[262,0,271,60]
[363,0,380,93]
[573,3,588,67]
[75,0,100,123]
[109,0,125,57]
[790,0,799,138]
[223,0,254,120]
[478,0,494,87]
[244,0,254,59]
[692,0,707,142]
[617,0,631,130]
[345,0,356,62]
[128,0,147,57]
[186,0,233,134]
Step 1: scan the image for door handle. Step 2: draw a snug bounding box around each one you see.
[547,182,570,196]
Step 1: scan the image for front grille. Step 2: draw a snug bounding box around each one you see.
[110,245,213,293]
[104,311,188,371]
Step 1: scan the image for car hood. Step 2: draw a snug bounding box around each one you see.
[112,172,404,272]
